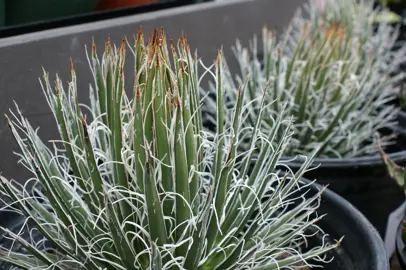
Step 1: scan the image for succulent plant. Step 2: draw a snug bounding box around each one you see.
[292,0,406,75]
[0,29,339,269]
[294,0,406,110]
[203,21,400,158]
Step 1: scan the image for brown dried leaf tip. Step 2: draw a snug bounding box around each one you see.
[69,58,75,74]
[152,28,159,46]
[54,79,60,96]
[136,85,141,98]
[216,49,224,67]
[156,53,161,68]
[237,86,242,97]
[136,25,143,45]
[170,39,176,54]
[105,33,112,53]
[176,96,182,108]
[159,28,166,46]
[82,118,89,139]
[120,39,126,52]
[92,38,97,58]
[324,22,346,38]
[180,63,185,76]
[179,32,187,47]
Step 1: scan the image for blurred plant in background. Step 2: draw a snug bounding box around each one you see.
[202,0,405,158]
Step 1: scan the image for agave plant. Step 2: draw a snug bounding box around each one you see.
[288,0,406,129]
[203,0,406,158]
[0,29,339,269]
[203,21,400,158]
[301,0,406,73]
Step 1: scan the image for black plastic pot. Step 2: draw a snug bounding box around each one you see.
[399,110,406,128]
[301,179,389,270]
[397,219,406,269]
[283,127,406,238]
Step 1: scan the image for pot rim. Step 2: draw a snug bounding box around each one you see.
[282,149,406,168]
[305,179,390,270]
[283,124,406,168]
[396,219,406,266]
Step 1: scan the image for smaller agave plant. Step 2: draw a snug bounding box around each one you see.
[0,28,339,269]
[204,21,400,158]
[293,0,406,74]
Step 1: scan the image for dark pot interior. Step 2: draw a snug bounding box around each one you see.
[283,124,406,238]
[301,179,389,270]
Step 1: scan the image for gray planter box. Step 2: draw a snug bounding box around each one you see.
[0,0,301,182]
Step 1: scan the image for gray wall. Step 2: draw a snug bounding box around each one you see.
[0,0,301,182]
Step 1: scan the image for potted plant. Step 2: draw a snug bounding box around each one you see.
[0,28,388,269]
[378,142,406,268]
[307,0,406,69]
[313,0,406,120]
[291,0,406,240]
[375,0,406,128]
[202,0,406,240]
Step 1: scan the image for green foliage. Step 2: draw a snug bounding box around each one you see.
[202,0,405,158]
[205,22,399,158]
[0,28,339,269]
[305,0,406,73]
